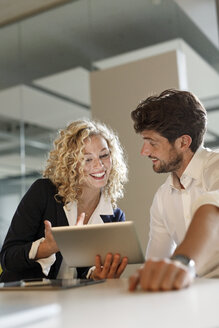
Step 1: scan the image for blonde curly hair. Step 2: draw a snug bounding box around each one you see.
[43,119,128,207]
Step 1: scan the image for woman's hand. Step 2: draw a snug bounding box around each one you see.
[36,213,86,260]
[35,220,59,259]
[91,253,128,280]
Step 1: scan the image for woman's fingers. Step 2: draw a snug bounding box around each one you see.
[92,254,112,280]
[44,220,59,253]
[101,253,113,276]
[111,255,128,278]
[107,253,121,278]
[93,253,128,280]
[95,255,102,273]
[44,220,53,239]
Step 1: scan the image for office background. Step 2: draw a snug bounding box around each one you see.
[0,0,219,275]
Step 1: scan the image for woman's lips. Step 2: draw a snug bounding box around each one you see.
[90,172,106,179]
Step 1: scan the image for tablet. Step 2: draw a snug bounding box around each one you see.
[0,278,105,290]
[51,221,145,267]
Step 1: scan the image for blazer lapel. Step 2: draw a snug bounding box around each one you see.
[56,202,69,226]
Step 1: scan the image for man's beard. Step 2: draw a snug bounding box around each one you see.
[152,149,183,173]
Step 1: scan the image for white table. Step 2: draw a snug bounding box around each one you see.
[0,278,219,328]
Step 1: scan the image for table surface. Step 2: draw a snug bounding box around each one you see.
[0,278,219,328]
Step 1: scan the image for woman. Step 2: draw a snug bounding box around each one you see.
[0,120,128,282]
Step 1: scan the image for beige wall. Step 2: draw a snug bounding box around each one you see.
[90,50,184,275]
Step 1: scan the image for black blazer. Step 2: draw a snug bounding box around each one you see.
[0,179,125,282]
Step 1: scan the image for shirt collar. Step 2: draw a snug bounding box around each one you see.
[169,146,206,191]
[63,193,113,225]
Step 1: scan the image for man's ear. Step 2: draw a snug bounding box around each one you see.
[175,135,192,150]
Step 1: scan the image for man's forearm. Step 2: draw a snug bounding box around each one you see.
[173,204,219,272]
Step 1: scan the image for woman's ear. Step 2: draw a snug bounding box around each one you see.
[175,135,192,150]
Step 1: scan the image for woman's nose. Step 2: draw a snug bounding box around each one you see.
[93,158,104,168]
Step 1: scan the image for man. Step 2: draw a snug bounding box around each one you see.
[129,89,219,292]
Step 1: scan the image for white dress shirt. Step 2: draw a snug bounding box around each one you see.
[29,194,113,278]
[146,146,219,277]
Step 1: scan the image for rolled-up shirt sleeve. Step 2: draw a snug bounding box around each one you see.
[29,238,56,276]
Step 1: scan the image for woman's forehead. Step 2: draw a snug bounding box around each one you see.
[84,134,108,150]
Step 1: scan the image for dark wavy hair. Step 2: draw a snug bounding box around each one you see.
[131,89,207,152]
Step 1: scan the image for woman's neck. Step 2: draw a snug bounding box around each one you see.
[79,187,101,206]
[77,189,101,224]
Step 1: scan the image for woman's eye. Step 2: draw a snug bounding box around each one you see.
[100,153,109,159]
[85,158,92,162]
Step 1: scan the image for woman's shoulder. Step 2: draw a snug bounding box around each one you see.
[101,207,125,223]
[27,178,57,196]
[113,207,125,221]
[31,178,55,187]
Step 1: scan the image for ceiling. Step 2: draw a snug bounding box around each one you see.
[0,0,73,26]
[0,0,219,181]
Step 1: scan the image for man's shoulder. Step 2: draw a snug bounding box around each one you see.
[199,147,219,170]
[199,147,219,160]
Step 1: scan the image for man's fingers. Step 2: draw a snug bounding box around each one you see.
[129,270,141,291]
[76,212,85,226]
[159,262,180,291]
[172,268,193,290]
[146,260,169,291]
[135,259,193,292]
[139,260,155,291]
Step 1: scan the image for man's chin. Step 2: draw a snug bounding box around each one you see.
[153,164,166,174]
[152,163,159,172]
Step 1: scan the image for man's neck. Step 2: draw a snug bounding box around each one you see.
[174,148,195,179]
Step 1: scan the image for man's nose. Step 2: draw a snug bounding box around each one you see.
[141,143,150,156]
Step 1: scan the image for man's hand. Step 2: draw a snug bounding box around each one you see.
[91,253,128,280]
[129,258,194,292]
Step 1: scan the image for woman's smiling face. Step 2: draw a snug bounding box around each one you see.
[81,134,112,190]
